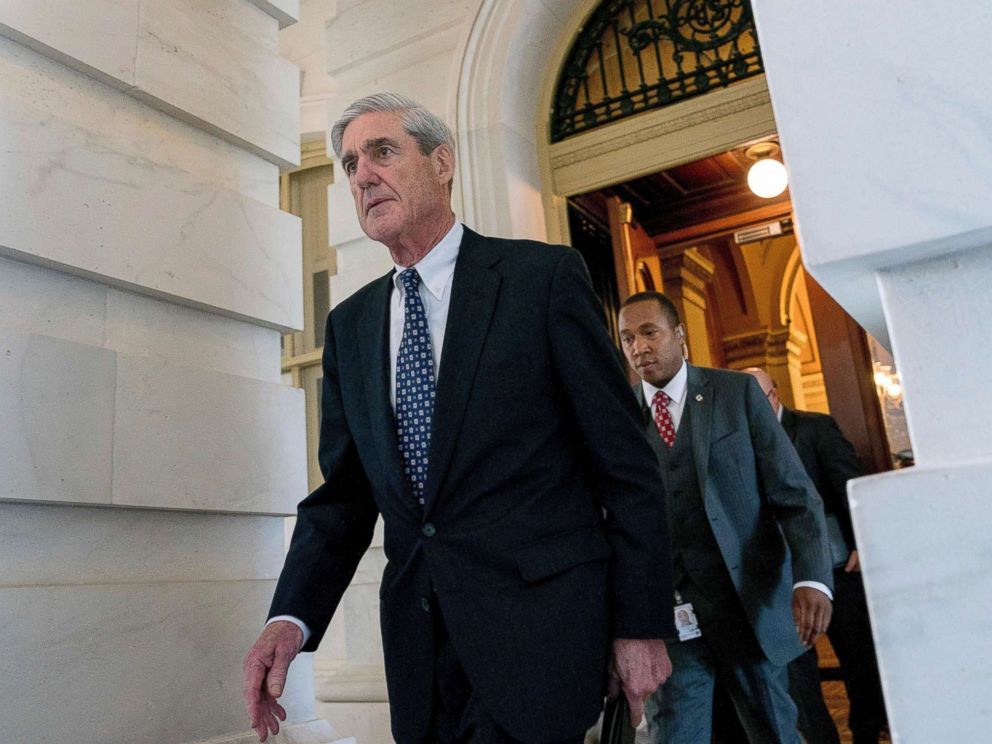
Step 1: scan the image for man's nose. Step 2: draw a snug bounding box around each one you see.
[354,157,378,188]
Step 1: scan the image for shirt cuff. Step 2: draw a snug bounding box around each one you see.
[793,581,833,601]
[266,615,312,648]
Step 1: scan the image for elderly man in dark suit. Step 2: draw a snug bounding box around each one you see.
[743,368,889,744]
[241,93,677,744]
[618,292,833,744]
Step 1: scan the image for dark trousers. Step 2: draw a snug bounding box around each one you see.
[788,647,840,744]
[427,600,585,744]
[827,569,888,741]
[785,569,887,744]
[645,572,801,744]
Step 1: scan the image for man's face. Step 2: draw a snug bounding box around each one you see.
[619,300,685,388]
[339,111,452,247]
[743,368,781,414]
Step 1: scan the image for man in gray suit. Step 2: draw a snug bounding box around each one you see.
[618,291,834,744]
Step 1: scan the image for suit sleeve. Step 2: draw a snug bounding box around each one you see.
[744,377,833,589]
[546,248,675,639]
[267,314,379,652]
[816,415,863,549]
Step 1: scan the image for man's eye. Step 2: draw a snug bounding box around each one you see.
[378,146,394,157]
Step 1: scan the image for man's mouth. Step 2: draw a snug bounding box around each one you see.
[364,196,392,214]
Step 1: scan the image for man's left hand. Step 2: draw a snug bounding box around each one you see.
[609,638,672,727]
[844,550,860,573]
[792,587,832,646]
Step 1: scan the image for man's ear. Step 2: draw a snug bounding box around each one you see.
[432,143,456,186]
[676,324,686,339]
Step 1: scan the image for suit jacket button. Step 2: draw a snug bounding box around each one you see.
[422,523,436,537]
[420,597,431,612]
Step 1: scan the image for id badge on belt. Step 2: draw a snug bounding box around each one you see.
[673,590,702,641]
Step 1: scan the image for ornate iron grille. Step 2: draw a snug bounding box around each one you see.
[551,0,764,142]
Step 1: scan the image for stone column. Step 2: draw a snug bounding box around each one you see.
[0,2,340,742]
[752,1,992,739]
[660,247,716,367]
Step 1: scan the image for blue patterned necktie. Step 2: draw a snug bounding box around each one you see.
[396,268,436,506]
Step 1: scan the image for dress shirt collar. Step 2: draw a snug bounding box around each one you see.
[391,221,463,301]
[640,359,688,407]
[776,404,784,422]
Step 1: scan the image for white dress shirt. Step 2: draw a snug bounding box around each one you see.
[268,223,464,646]
[642,361,831,600]
[388,221,462,408]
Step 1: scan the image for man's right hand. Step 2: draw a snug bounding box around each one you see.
[607,638,672,727]
[243,621,304,742]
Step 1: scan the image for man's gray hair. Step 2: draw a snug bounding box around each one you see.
[330,92,455,159]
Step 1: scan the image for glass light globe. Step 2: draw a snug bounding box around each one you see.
[747,158,789,198]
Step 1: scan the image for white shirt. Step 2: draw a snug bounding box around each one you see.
[640,359,689,431]
[388,221,462,408]
[642,361,831,601]
[269,223,464,646]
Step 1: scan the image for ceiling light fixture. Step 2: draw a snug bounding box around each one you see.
[744,142,789,199]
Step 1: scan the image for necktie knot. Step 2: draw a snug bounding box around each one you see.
[400,267,421,294]
[653,390,671,407]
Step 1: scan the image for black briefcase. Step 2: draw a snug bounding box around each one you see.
[601,696,637,744]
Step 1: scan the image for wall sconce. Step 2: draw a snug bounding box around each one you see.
[745,142,789,199]
[873,362,904,406]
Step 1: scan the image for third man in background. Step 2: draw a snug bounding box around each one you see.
[743,367,889,744]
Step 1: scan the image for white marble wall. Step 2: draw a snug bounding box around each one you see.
[0,34,302,331]
[751,1,992,740]
[0,1,339,741]
[0,0,300,166]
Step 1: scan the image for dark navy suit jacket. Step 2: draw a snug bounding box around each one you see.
[269,228,675,742]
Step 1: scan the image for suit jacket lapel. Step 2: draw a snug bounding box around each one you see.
[685,365,713,497]
[422,228,501,513]
[358,272,410,506]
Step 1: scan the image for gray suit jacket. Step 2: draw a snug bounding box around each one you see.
[637,364,833,665]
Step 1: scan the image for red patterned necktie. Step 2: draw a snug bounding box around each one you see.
[652,390,676,448]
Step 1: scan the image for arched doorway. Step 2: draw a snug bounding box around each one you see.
[458,0,905,473]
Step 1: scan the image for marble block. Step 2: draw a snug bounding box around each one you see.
[112,354,307,514]
[314,702,393,743]
[849,462,992,742]
[0,257,282,383]
[0,502,286,587]
[328,237,393,310]
[877,245,992,464]
[750,0,992,342]
[0,0,299,167]
[105,289,283,384]
[0,256,109,350]
[326,0,470,77]
[0,34,280,209]
[0,331,115,506]
[327,176,365,246]
[134,0,300,166]
[245,0,301,28]
[0,579,314,744]
[0,59,304,331]
[0,0,140,84]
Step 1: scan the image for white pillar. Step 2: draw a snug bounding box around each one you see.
[751,2,992,740]
[0,1,338,741]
